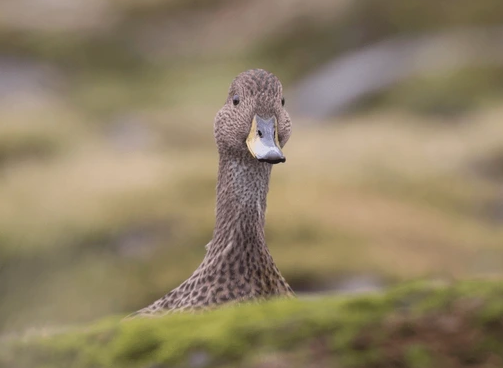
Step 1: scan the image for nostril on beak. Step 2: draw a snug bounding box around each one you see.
[258,130,263,138]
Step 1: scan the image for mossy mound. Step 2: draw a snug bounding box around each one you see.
[2,280,503,368]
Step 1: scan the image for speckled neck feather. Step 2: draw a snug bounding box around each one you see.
[130,69,293,317]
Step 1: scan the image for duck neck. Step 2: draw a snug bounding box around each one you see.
[211,152,272,251]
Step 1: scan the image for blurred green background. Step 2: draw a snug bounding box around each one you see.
[1,0,503,333]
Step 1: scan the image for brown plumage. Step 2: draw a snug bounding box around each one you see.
[129,69,293,317]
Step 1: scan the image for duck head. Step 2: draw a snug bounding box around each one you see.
[214,69,292,164]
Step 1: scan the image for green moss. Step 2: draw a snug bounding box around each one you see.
[3,280,503,368]
[0,128,65,166]
[477,299,503,328]
[405,344,432,368]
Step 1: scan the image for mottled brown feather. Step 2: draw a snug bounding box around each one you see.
[129,69,293,317]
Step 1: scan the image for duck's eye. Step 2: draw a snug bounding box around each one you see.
[232,95,240,106]
[281,97,285,106]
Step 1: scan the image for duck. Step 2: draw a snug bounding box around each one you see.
[130,69,294,317]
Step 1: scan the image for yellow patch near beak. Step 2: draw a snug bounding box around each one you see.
[246,116,259,158]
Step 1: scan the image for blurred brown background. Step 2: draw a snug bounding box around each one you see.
[1,0,503,333]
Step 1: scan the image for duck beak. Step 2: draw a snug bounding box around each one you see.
[246,115,286,164]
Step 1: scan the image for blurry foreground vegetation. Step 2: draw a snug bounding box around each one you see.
[1,0,503,335]
[2,280,503,368]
